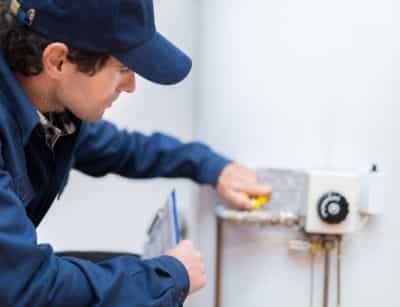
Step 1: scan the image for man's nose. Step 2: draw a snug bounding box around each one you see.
[118,72,136,93]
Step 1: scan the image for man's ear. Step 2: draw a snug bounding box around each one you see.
[42,43,70,79]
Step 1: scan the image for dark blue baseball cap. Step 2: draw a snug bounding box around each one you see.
[9,0,192,85]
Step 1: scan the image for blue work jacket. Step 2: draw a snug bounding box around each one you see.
[0,54,230,306]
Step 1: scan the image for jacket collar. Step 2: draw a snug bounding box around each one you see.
[0,53,39,145]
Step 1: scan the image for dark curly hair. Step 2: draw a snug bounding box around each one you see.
[0,1,110,76]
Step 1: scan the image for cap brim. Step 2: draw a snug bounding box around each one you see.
[113,32,192,85]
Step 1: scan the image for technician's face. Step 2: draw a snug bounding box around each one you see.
[57,57,136,122]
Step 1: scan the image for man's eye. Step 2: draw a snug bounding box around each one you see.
[120,68,130,73]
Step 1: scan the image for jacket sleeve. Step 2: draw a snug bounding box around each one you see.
[73,120,231,186]
[0,148,189,306]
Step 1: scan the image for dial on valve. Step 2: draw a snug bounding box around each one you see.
[317,192,349,224]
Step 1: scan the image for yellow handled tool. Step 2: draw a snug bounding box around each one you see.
[242,193,271,210]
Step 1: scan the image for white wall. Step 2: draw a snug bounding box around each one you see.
[194,0,396,306]
[36,0,398,306]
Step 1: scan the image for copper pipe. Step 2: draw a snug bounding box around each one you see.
[323,242,330,307]
[322,238,335,307]
[336,236,342,307]
[215,217,223,307]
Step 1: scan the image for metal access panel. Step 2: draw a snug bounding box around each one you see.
[256,168,309,214]
[257,168,361,235]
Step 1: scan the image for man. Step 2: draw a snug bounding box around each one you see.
[0,0,271,306]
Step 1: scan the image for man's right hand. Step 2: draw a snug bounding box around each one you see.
[166,240,206,295]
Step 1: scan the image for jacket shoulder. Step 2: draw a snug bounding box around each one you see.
[0,90,15,133]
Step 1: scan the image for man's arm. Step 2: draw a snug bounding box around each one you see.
[0,146,191,306]
[73,120,231,186]
[74,120,272,210]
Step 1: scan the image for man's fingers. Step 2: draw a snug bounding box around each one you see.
[217,163,273,210]
[220,164,257,184]
[238,182,272,197]
[226,190,253,210]
[234,167,257,181]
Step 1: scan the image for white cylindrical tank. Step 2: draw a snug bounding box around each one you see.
[191,0,396,306]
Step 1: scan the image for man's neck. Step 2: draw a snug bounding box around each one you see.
[15,73,61,113]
